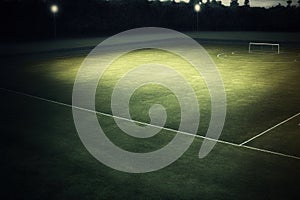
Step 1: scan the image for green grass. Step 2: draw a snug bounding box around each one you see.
[1,34,300,199]
[248,115,300,156]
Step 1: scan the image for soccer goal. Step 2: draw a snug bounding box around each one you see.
[248,42,280,54]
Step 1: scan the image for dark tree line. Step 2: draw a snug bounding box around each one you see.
[1,0,300,40]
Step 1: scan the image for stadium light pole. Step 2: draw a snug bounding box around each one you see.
[194,4,201,32]
[50,4,58,39]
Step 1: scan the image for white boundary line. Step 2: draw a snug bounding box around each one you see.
[0,88,238,147]
[1,87,300,161]
[240,112,300,146]
[242,145,300,160]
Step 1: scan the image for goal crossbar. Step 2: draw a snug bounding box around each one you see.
[249,42,280,54]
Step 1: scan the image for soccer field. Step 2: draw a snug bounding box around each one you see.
[1,33,300,199]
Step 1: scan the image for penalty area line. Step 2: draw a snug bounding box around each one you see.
[1,87,300,161]
[240,112,300,146]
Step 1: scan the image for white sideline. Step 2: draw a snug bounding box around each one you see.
[1,87,300,161]
[240,112,300,146]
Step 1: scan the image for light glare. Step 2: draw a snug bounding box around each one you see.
[51,5,58,14]
[194,4,201,12]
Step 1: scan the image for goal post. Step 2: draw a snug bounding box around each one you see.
[248,42,280,54]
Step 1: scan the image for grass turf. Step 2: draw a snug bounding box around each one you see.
[1,34,300,199]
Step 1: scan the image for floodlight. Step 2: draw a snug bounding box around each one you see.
[50,4,58,39]
[194,4,201,12]
[51,5,58,14]
[194,4,201,32]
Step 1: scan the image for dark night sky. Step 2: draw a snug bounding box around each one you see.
[172,0,297,7]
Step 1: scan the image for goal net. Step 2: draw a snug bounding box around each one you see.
[248,42,280,54]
